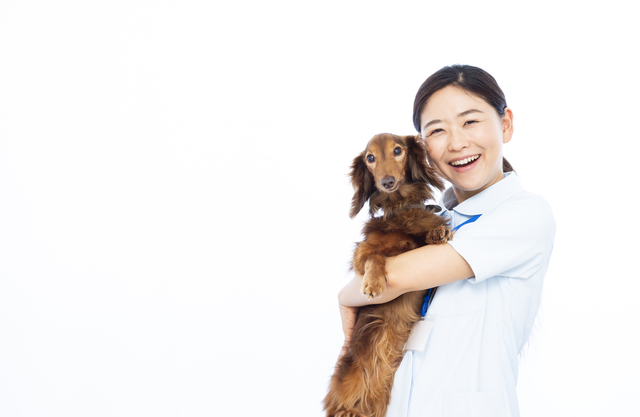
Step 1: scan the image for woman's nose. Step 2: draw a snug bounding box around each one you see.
[447,129,469,151]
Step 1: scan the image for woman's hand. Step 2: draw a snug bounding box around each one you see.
[338,303,358,358]
[339,303,358,343]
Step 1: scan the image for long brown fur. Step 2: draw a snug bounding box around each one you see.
[324,133,452,417]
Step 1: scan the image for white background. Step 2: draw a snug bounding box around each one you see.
[1,1,638,416]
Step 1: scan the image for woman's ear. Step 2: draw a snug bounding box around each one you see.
[349,151,374,218]
[405,135,444,191]
[502,107,514,144]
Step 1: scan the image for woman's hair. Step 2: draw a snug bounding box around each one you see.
[412,64,514,173]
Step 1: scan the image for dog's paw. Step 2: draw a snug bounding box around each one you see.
[361,276,386,299]
[426,225,453,245]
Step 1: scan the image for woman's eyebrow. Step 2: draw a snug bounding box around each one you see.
[458,109,483,117]
[423,119,442,131]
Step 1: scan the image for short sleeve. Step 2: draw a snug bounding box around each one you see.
[448,194,556,283]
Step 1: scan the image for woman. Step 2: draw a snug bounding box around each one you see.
[338,65,556,417]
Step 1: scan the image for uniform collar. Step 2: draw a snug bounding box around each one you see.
[441,172,523,216]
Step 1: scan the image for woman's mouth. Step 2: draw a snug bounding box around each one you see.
[449,154,480,171]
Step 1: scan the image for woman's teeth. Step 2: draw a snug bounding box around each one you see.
[450,155,480,167]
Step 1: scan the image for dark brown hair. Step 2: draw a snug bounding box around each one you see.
[412,64,514,172]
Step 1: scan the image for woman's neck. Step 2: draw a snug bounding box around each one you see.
[452,171,505,204]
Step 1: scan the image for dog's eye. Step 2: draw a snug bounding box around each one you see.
[394,147,402,156]
[366,155,375,163]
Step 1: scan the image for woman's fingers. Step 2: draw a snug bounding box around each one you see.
[339,303,358,343]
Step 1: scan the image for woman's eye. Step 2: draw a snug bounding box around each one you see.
[428,128,443,137]
[464,120,478,126]
[394,147,402,155]
[367,155,375,163]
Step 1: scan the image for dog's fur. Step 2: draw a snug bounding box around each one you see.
[323,133,451,417]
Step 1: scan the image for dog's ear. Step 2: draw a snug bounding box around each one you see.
[405,135,444,191]
[349,151,374,218]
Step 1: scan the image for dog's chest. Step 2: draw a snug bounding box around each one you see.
[363,229,422,257]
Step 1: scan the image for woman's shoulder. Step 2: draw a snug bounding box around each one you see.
[499,189,553,217]
[485,189,556,244]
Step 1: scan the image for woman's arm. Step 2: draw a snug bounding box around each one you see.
[338,242,474,307]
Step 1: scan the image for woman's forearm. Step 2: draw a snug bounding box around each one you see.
[338,243,474,307]
[386,242,474,291]
[338,273,403,307]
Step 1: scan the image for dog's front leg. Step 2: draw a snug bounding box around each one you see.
[361,254,387,299]
[353,243,388,299]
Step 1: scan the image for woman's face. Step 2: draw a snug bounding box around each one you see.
[419,86,514,203]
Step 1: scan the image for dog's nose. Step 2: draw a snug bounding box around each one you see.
[381,176,395,189]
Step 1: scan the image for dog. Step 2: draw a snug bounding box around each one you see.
[323,133,452,417]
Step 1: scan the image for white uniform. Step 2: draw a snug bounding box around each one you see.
[386,172,556,417]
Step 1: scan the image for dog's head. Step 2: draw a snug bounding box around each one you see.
[349,133,444,218]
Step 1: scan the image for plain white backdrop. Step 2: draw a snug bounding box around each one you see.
[1,1,638,416]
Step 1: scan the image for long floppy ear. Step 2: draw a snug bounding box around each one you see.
[349,151,374,218]
[405,135,444,191]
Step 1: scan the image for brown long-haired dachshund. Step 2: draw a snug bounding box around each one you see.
[323,133,452,417]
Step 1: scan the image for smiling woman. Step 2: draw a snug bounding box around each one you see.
[419,86,513,203]
[413,65,516,189]
[336,65,556,417]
